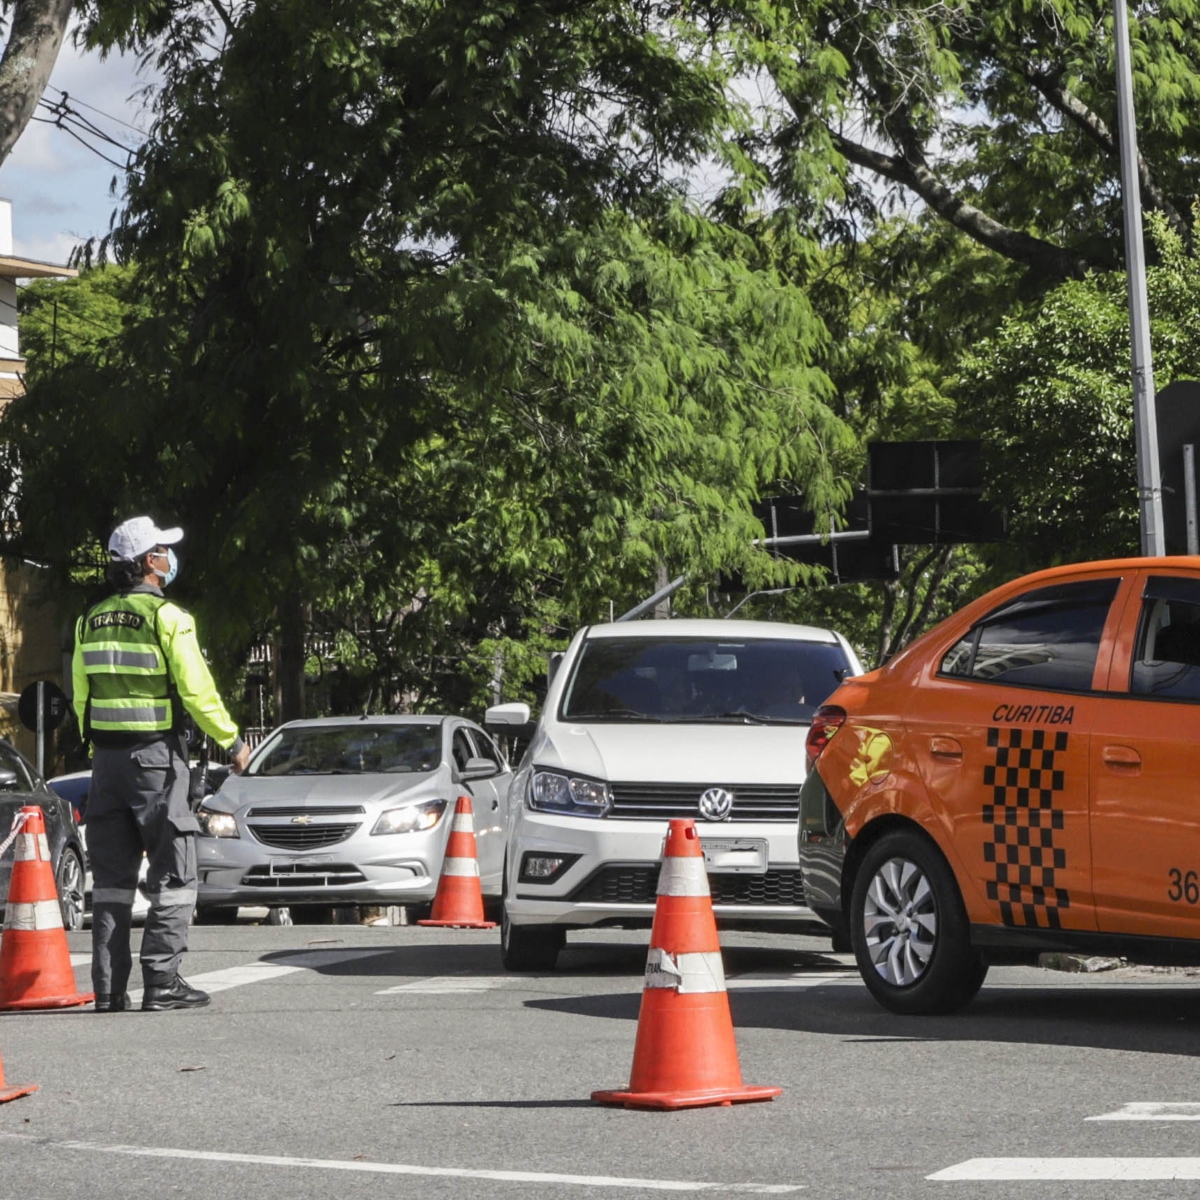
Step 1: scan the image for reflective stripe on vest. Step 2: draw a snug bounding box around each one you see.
[82,645,164,674]
[89,700,171,731]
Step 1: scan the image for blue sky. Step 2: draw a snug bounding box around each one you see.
[0,36,147,264]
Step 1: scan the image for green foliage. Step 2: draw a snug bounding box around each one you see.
[6,0,850,717]
[959,215,1200,570]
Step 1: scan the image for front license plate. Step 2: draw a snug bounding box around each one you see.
[700,838,767,874]
[269,855,332,872]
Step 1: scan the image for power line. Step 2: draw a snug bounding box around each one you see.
[43,84,148,139]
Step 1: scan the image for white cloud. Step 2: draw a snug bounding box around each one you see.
[0,30,151,261]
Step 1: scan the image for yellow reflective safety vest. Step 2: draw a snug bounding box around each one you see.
[72,589,240,748]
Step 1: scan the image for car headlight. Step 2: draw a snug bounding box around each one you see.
[371,798,447,836]
[196,806,239,839]
[529,770,611,817]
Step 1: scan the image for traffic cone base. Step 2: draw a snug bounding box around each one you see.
[0,808,93,1011]
[418,797,497,929]
[0,1051,35,1104]
[591,819,779,1110]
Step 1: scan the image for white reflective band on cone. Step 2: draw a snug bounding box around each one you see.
[451,815,475,834]
[644,947,726,994]
[656,855,710,897]
[14,833,50,862]
[5,899,64,931]
[92,887,138,906]
[442,857,479,878]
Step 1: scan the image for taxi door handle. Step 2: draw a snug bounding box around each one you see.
[1102,745,1142,772]
[929,736,964,760]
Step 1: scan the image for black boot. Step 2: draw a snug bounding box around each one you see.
[141,975,211,1011]
[94,992,132,1013]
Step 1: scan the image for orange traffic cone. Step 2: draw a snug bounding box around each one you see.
[0,806,93,1010]
[0,1046,35,1103]
[592,818,781,1110]
[418,796,497,929]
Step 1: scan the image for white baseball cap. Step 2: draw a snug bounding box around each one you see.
[108,516,184,562]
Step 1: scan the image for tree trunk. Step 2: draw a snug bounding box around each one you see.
[273,593,307,723]
[0,0,75,168]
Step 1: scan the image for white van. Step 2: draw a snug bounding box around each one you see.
[486,618,863,969]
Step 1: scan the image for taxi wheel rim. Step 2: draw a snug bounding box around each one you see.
[862,856,937,987]
[59,853,84,930]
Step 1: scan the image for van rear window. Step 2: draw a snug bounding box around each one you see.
[560,638,851,725]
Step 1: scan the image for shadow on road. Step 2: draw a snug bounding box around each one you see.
[528,976,1200,1058]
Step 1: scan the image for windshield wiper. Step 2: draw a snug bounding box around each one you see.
[684,711,790,725]
[566,709,664,722]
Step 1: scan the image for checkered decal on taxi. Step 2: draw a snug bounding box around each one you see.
[982,727,1070,929]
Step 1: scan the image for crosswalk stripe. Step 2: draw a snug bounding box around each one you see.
[725,973,858,990]
[929,1159,1200,1180]
[1088,1103,1200,1121]
[376,975,511,995]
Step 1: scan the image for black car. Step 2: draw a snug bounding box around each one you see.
[1,741,87,931]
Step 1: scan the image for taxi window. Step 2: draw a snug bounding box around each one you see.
[1131,576,1200,701]
[939,579,1119,692]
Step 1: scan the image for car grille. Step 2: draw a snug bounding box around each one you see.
[607,782,800,822]
[567,865,806,907]
[248,822,360,850]
[245,806,365,818]
[241,863,367,888]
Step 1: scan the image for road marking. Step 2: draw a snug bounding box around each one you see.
[69,953,92,967]
[376,975,511,995]
[1089,1103,1200,1121]
[725,973,857,990]
[0,1133,805,1193]
[930,1159,1200,1180]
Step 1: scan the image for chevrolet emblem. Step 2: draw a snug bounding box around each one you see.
[291,815,313,825]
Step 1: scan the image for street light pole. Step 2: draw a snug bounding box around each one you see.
[1114,0,1165,555]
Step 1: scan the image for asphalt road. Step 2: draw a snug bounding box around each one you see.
[1,924,1200,1199]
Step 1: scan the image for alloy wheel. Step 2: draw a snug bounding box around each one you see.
[862,856,937,987]
[58,851,85,931]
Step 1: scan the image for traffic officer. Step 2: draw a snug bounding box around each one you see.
[72,516,251,1012]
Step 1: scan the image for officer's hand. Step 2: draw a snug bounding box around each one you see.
[231,744,252,775]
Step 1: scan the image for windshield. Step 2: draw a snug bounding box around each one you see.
[248,724,442,776]
[560,637,851,724]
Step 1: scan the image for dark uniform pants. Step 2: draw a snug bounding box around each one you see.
[87,735,200,995]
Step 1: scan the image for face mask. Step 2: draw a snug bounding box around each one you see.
[156,548,179,588]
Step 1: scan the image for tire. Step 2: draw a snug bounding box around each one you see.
[500,904,564,971]
[56,848,85,932]
[265,906,293,926]
[850,830,988,1015]
[193,905,239,925]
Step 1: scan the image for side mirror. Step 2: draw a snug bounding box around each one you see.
[460,756,499,781]
[0,768,20,792]
[484,702,532,727]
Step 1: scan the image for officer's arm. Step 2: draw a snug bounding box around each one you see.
[157,606,244,755]
[71,618,88,733]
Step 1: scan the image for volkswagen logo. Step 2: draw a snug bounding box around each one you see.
[698,787,734,821]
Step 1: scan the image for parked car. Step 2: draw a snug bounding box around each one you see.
[195,715,513,921]
[801,556,1200,1015]
[489,618,864,970]
[46,770,152,926]
[0,744,87,931]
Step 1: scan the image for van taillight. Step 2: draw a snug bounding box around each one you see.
[806,705,846,770]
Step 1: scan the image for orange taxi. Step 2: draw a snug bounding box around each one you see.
[799,557,1200,1013]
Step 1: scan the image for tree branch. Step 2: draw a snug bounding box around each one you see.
[828,126,1094,280]
[1021,63,1189,244]
[0,0,75,168]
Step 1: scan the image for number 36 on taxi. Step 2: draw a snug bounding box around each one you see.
[799,557,1200,1014]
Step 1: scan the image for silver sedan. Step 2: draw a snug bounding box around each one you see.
[195,716,512,921]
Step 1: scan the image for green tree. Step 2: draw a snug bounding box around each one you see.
[6,0,851,719]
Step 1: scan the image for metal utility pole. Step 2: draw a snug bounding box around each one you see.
[1114,0,1165,555]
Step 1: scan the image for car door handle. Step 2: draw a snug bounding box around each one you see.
[929,737,964,760]
[1102,744,1142,772]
